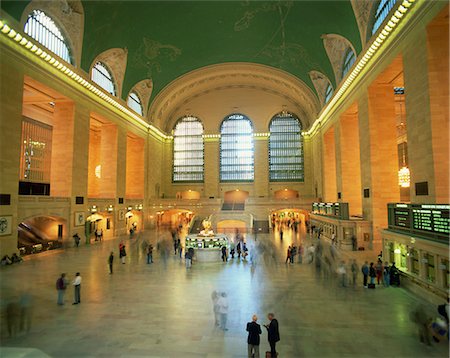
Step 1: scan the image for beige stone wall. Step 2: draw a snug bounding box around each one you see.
[126,134,145,199]
[323,126,337,202]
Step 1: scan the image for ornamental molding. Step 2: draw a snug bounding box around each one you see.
[321,34,356,85]
[149,63,320,131]
[128,79,153,117]
[309,70,333,107]
[91,48,128,98]
[350,0,375,46]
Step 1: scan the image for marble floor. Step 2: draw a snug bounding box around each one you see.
[0,227,448,358]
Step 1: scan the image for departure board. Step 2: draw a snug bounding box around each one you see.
[312,202,349,220]
[388,203,449,241]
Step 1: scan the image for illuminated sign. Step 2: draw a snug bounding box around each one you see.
[312,202,349,220]
[388,203,449,241]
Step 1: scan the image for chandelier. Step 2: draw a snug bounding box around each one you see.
[398,166,410,188]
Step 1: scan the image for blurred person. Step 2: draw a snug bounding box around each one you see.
[72,272,82,305]
[264,313,280,358]
[279,227,283,241]
[246,314,262,357]
[290,245,297,264]
[119,241,126,264]
[411,304,431,346]
[221,245,228,262]
[19,292,32,332]
[337,260,347,287]
[108,252,114,274]
[1,255,12,265]
[390,262,400,286]
[217,292,229,331]
[56,273,67,305]
[285,246,292,264]
[73,233,80,247]
[350,259,358,287]
[178,241,183,259]
[437,297,449,324]
[383,262,391,287]
[376,260,383,285]
[298,244,303,264]
[242,242,249,261]
[361,261,369,288]
[147,244,153,264]
[237,241,242,259]
[6,300,20,337]
[11,253,23,263]
[211,291,220,326]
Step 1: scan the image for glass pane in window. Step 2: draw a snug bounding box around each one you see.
[91,62,116,96]
[342,49,356,78]
[173,116,204,182]
[325,84,333,104]
[127,92,143,115]
[220,114,254,181]
[269,113,303,182]
[372,0,398,35]
[24,10,72,64]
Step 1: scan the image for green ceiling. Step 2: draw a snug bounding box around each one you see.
[1,1,361,104]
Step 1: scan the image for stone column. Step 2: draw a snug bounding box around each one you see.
[254,137,268,197]
[204,138,219,198]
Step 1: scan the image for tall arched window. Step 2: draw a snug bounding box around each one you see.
[24,10,72,64]
[91,62,116,95]
[269,112,304,182]
[372,0,398,35]
[220,114,254,182]
[127,92,143,116]
[173,116,204,182]
[325,83,334,104]
[342,48,356,78]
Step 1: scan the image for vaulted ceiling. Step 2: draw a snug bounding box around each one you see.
[1,1,362,103]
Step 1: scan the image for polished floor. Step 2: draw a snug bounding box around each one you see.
[0,226,448,358]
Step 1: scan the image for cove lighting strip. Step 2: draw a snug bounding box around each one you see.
[303,0,416,137]
[0,19,171,141]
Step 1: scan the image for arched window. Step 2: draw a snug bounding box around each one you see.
[91,62,116,95]
[127,92,143,116]
[372,0,398,35]
[24,10,72,64]
[173,116,204,182]
[342,48,356,78]
[324,83,334,104]
[269,112,304,182]
[220,114,254,182]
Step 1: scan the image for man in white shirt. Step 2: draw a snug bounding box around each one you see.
[217,292,229,331]
[72,272,82,305]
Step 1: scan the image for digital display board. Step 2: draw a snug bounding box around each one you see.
[388,203,449,241]
[312,202,349,220]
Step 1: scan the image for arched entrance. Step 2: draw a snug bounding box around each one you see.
[156,209,194,229]
[270,208,309,231]
[18,215,67,254]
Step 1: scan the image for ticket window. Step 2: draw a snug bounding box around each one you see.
[411,249,419,275]
[441,259,449,289]
[425,253,435,283]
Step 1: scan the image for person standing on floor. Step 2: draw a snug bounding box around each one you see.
[369,262,376,285]
[211,291,220,326]
[56,273,67,305]
[376,260,383,285]
[361,261,369,288]
[108,252,114,274]
[383,262,391,287]
[246,314,262,358]
[285,246,291,264]
[279,227,283,241]
[264,313,280,357]
[72,272,81,305]
[221,245,227,262]
[217,292,229,331]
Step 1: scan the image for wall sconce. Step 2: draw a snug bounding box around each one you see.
[90,205,98,213]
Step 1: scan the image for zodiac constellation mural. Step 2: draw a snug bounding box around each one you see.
[133,37,182,77]
[234,0,323,73]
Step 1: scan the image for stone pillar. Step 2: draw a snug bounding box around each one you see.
[99,124,118,198]
[403,31,436,203]
[334,122,343,200]
[204,138,219,198]
[254,137,268,197]
[0,63,23,255]
[116,127,127,200]
[322,126,336,202]
[51,102,75,197]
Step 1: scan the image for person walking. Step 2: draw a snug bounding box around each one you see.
[290,245,297,264]
[246,314,262,358]
[361,261,369,288]
[108,252,114,274]
[147,244,153,264]
[217,292,229,331]
[279,227,283,241]
[285,246,291,264]
[376,260,383,285]
[56,273,67,305]
[119,242,126,264]
[264,313,280,357]
[72,272,81,305]
[211,291,220,326]
[221,245,227,262]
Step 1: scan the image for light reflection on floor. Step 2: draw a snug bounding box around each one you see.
[0,226,448,358]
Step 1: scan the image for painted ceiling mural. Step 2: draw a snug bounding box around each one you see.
[1,0,361,103]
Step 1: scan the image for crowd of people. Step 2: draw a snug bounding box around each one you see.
[1,253,23,266]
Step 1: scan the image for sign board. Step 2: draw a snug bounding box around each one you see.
[388,203,449,242]
[312,202,349,220]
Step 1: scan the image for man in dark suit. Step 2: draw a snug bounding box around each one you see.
[264,313,280,357]
[246,314,262,357]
